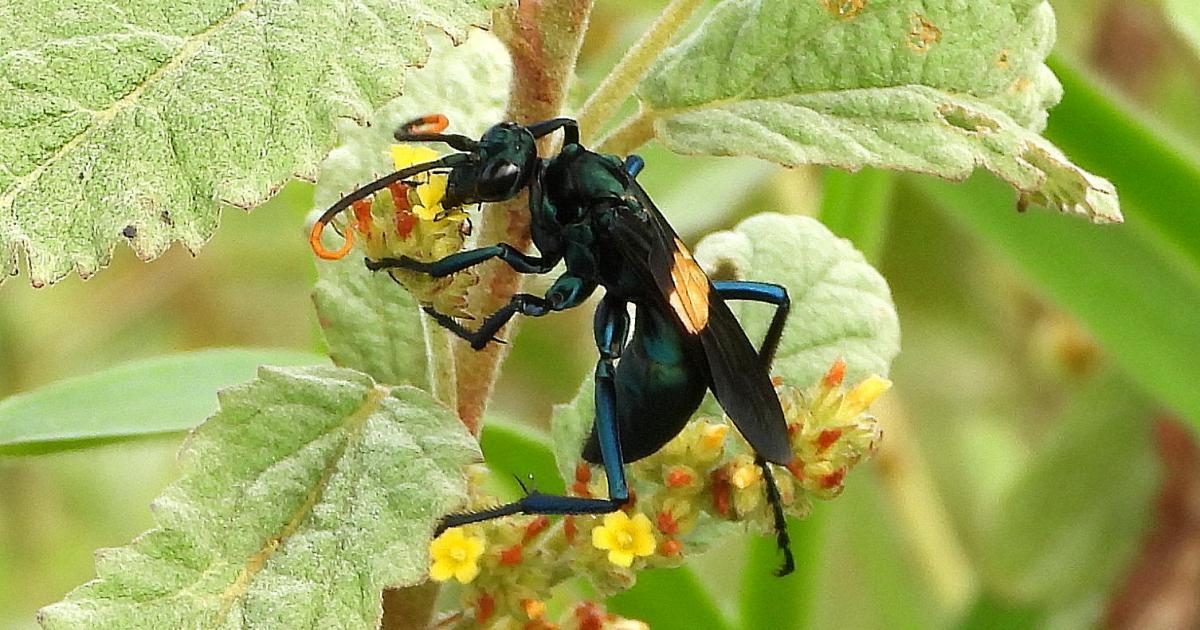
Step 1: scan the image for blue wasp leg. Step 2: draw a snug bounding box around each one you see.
[623,154,645,178]
[365,243,560,277]
[712,281,791,368]
[713,280,795,575]
[436,296,632,534]
[525,118,580,146]
[424,274,597,350]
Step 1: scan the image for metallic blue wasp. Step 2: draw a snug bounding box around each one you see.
[313,115,796,574]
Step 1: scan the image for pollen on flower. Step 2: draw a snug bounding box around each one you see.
[522,599,547,620]
[843,375,892,415]
[429,527,485,584]
[591,511,657,567]
[699,423,729,452]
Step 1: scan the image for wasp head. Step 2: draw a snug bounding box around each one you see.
[443,122,539,207]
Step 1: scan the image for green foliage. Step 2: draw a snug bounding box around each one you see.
[694,214,901,386]
[0,348,325,454]
[636,0,1119,223]
[37,366,479,629]
[977,371,1157,607]
[8,0,1189,628]
[0,0,505,288]
[313,256,432,388]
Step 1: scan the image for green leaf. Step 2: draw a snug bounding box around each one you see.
[693,213,900,387]
[0,0,506,288]
[1164,0,1200,56]
[739,513,826,630]
[0,348,325,455]
[1044,55,1200,276]
[817,167,894,264]
[479,419,566,496]
[311,32,511,391]
[607,566,731,630]
[636,0,1120,223]
[313,255,432,388]
[38,365,479,629]
[976,370,1158,606]
[915,173,1200,427]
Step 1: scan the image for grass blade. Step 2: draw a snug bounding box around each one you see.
[0,348,325,454]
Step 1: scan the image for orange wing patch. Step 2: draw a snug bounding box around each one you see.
[667,238,711,334]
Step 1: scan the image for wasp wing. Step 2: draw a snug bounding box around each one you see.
[609,182,792,465]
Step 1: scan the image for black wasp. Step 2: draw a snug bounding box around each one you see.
[312,114,797,574]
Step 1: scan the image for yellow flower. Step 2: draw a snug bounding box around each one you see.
[591,512,656,568]
[842,375,892,416]
[389,145,462,222]
[429,528,485,584]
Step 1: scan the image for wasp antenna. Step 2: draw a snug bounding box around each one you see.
[311,153,470,258]
[394,114,480,151]
[309,215,355,260]
[401,113,450,135]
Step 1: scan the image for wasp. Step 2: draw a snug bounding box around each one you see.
[312,115,796,574]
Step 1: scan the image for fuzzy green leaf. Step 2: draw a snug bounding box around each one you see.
[0,348,325,454]
[551,213,899,478]
[38,365,479,629]
[693,213,900,387]
[313,255,432,388]
[311,33,511,389]
[0,0,507,288]
[637,0,1120,223]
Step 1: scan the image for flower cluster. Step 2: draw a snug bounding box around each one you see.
[310,145,476,317]
[426,360,889,628]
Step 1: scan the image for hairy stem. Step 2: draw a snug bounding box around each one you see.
[452,0,596,432]
[575,0,705,143]
[595,106,656,156]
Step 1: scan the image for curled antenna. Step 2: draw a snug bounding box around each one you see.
[308,153,470,259]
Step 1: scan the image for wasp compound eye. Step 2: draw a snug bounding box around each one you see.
[477,160,523,201]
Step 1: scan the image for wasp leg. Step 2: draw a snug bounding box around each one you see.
[713,280,794,576]
[421,294,547,351]
[525,117,580,146]
[423,275,596,350]
[365,243,560,277]
[712,281,790,368]
[437,296,631,534]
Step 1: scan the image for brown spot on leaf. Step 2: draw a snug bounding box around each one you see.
[820,0,866,19]
[1011,76,1032,93]
[996,49,1010,69]
[906,14,941,53]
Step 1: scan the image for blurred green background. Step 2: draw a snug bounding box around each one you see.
[3,0,1200,627]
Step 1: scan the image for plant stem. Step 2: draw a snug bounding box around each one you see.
[452,0,596,433]
[575,0,705,143]
[595,107,656,156]
[872,394,977,614]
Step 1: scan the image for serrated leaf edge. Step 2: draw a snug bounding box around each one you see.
[1,0,261,276]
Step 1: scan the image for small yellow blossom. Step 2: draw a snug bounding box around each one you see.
[842,375,892,416]
[591,511,656,567]
[429,528,485,584]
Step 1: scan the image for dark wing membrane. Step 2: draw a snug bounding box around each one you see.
[612,182,792,464]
